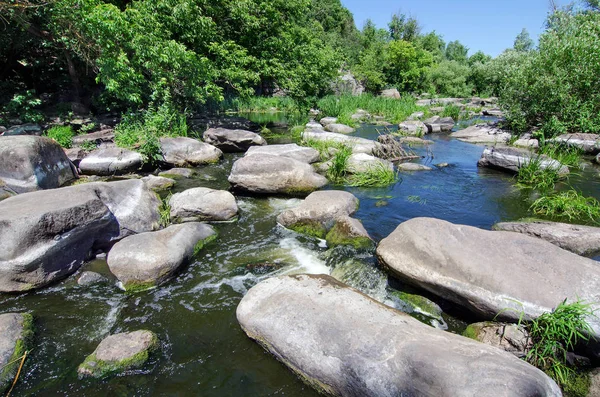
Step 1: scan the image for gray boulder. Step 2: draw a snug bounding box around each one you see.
[478,147,569,175]
[450,124,511,144]
[72,129,114,146]
[324,123,355,134]
[0,136,77,193]
[548,133,600,155]
[237,274,561,397]
[319,117,338,126]
[203,128,266,152]
[169,187,238,222]
[245,144,319,164]
[325,215,373,249]
[2,124,42,136]
[107,223,216,291]
[424,116,455,133]
[159,137,222,167]
[0,180,160,292]
[301,130,379,155]
[347,153,394,173]
[79,148,143,176]
[398,120,427,136]
[0,313,33,391]
[77,271,108,286]
[512,133,539,149]
[380,88,401,99]
[493,220,600,257]
[464,322,531,358]
[228,154,327,195]
[305,121,324,131]
[483,108,504,117]
[277,190,358,238]
[141,175,175,192]
[78,330,158,378]
[158,168,195,179]
[376,217,600,339]
[398,163,433,171]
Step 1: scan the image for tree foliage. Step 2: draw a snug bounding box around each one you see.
[514,28,535,52]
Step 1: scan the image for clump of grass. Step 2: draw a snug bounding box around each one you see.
[221,96,299,113]
[526,299,595,392]
[539,143,583,169]
[79,122,96,134]
[158,193,172,228]
[327,145,353,184]
[302,138,349,161]
[317,94,418,124]
[530,189,600,224]
[46,125,75,148]
[80,140,98,152]
[516,155,561,191]
[441,104,462,121]
[346,162,398,187]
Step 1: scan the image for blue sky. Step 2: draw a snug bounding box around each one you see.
[341,0,571,57]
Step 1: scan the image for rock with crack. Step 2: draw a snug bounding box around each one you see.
[237,274,561,397]
[463,322,531,358]
[169,187,238,222]
[159,137,222,167]
[0,313,34,392]
[203,128,266,153]
[79,147,143,176]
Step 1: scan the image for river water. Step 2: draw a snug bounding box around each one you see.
[2,116,599,396]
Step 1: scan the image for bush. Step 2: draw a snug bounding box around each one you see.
[5,90,44,123]
[426,60,472,97]
[46,125,75,148]
[316,94,418,124]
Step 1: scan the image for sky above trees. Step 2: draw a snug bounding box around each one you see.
[341,0,571,56]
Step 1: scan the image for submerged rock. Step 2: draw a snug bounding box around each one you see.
[0,313,34,392]
[463,322,531,358]
[493,220,600,257]
[79,147,143,176]
[397,162,432,171]
[0,179,160,292]
[228,154,327,195]
[203,128,266,153]
[301,130,379,155]
[237,274,561,397]
[245,144,319,164]
[107,223,216,292]
[376,217,600,339]
[387,290,444,327]
[0,135,77,193]
[478,147,569,175]
[169,187,238,222]
[77,271,108,286]
[450,124,511,144]
[325,216,373,249]
[549,133,600,155]
[78,330,158,378]
[159,137,222,167]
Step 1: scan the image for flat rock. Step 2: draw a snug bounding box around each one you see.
[107,223,216,291]
[398,120,427,136]
[169,187,238,222]
[324,123,355,134]
[424,116,455,133]
[141,175,175,192]
[237,274,561,397]
[78,330,158,378]
[72,129,114,145]
[277,190,358,238]
[478,147,569,175]
[0,313,33,391]
[245,144,319,164]
[2,124,43,136]
[450,124,511,144]
[347,153,394,173]
[319,117,338,126]
[305,121,324,130]
[549,133,600,155]
[302,130,379,155]
[0,136,77,193]
[398,163,433,171]
[158,168,195,179]
[483,108,504,117]
[159,137,222,167]
[203,128,266,152]
[79,148,143,176]
[493,220,600,257]
[376,217,600,339]
[0,180,160,292]
[464,322,531,358]
[228,154,327,195]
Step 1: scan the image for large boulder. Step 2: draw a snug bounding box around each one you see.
[478,147,569,175]
[380,88,401,99]
[107,223,216,292]
[169,187,238,222]
[0,180,160,292]
[347,153,394,173]
[0,136,77,193]
[376,217,600,339]
[0,313,34,391]
[493,220,600,257]
[237,274,561,397]
[450,124,511,144]
[549,133,600,155]
[324,123,355,134]
[159,137,222,167]
[398,120,427,136]
[245,144,319,164]
[78,330,158,378]
[79,147,143,176]
[277,190,358,238]
[228,154,327,195]
[203,128,266,153]
[301,130,379,155]
[424,116,455,133]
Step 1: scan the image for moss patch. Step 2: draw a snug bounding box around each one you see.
[124,280,158,294]
[325,223,373,249]
[288,220,327,239]
[563,371,591,397]
[462,324,480,341]
[1,313,34,390]
[390,291,442,317]
[193,232,218,256]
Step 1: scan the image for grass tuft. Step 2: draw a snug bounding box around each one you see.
[530,189,600,225]
[317,94,419,124]
[516,155,562,191]
[46,125,75,148]
[347,163,398,187]
[327,145,352,184]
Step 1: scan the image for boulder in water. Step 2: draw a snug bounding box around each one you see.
[398,163,432,171]
[450,124,511,144]
[398,120,427,136]
[324,123,355,134]
[478,147,569,175]
[169,187,238,222]
[77,271,108,286]
[301,130,379,155]
[203,128,266,153]
[0,313,34,392]
[245,144,319,164]
[158,168,195,179]
[159,137,222,167]
[424,116,454,133]
[548,133,600,155]
[79,147,143,176]
[325,215,373,249]
[347,153,393,173]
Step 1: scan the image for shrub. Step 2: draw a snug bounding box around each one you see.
[426,60,472,97]
[327,145,352,184]
[46,125,75,148]
[347,163,398,187]
[5,90,44,123]
[530,189,600,224]
[516,155,561,191]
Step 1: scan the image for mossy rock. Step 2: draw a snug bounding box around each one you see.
[0,313,34,392]
[325,220,373,249]
[288,220,328,239]
[389,290,443,319]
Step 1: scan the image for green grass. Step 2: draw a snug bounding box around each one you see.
[80,140,98,152]
[221,96,300,113]
[46,125,75,148]
[302,138,348,161]
[158,193,172,228]
[441,104,462,121]
[317,94,419,124]
[539,143,583,169]
[346,162,398,187]
[516,155,562,191]
[530,189,600,224]
[326,145,353,184]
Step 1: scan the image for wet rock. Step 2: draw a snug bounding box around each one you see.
[79,148,143,176]
[72,129,114,146]
[478,147,569,175]
[228,154,327,195]
[2,124,42,136]
[319,117,338,126]
[347,153,394,173]
[237,274,561,397]
[0,179,16,201]
[380,88,401,99]
[483,108,504,117]
[158,168,195,179]
[0,313,33,392]
[397,163,432,171]
[324,123,355,134]
[436,162,449,168]
[464,322,531,358]
[398,137,433,146]
[376,217,600,339]
[77,271,108,286]
[325,215,373,248]
[387,290,445,328]
[0,180,160,292]
[169,187,238,222]
[107,223,216,292]
[203,128,266,153]
[301,130,379,155]
[159,137,222,167]
[450,124,511,144]
[424,116,455,133]
[141,175,175,192]
[78,330,158,378]
[0,136,77,193]
[493,220,600,257]
[277,190,358,238]
[398,120,427,136]
[549,133,600,155]
[245,144,319,164]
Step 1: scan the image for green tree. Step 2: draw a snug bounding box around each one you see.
[418,31,446,61]
[445,40,469,64]
[513,28,535,52]
[427,60,472,97]
[385,40,432,92]
[468,51,492,66]
[388,12,420,42]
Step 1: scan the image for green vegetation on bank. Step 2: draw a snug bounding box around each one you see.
[46,125,75,149]
[531,190,600,225]
[317,94,419,125]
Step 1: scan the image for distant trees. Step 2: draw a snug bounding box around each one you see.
[513,28,535,52]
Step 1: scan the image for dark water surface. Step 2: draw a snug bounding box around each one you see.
[2,118,600,396]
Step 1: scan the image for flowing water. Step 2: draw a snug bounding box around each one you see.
[3,116,600,396]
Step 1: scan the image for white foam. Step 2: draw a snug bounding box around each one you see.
[278,237,330,275]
